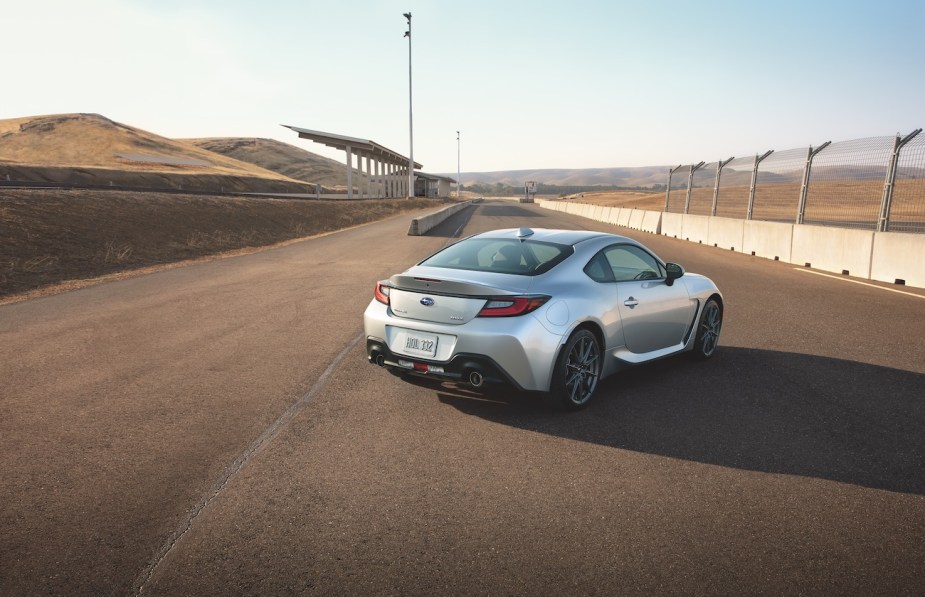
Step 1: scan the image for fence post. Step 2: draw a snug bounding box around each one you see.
[747,150,774,220]
[796,141,831,225]
[711,156,734,216]
[878,128,922,232]
[665,164,683,211]
[684,161,705,214]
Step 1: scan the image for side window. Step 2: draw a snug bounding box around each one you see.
[583,252,614,283]
[602,245,665,282]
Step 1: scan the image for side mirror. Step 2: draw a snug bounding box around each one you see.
[665,262,685,286]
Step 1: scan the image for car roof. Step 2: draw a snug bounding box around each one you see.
[470,227,630,246]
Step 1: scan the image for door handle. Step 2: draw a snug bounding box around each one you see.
[623,296,639,308]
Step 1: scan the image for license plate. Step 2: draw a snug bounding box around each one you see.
[394,330,438,358]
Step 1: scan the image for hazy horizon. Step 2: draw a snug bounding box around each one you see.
[3,0,923,173]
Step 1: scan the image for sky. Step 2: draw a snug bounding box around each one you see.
[2,0,923,173]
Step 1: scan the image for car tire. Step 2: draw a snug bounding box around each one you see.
[691,298,722,359]
[547,329,601,411]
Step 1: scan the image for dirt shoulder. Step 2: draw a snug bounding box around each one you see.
[0,189,450,303]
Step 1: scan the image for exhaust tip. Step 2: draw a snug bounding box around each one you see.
[375,354,385,367]
[468,370,484,388]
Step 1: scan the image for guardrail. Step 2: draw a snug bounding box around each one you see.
[538,199,925,289]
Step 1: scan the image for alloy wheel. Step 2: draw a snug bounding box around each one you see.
[699,301,722,356]
[564,333,600,405]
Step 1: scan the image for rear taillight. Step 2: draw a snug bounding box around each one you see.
[374,282,391,305]
[477,295,550,317]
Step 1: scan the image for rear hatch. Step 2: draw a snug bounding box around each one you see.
[388,267,533,325]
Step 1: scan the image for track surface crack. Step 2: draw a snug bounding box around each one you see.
[132,332,363,594]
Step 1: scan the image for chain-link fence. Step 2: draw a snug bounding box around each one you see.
[803,137,893,229]
[665,165,689,214]
[664,129,924,233]
[687,161,718,216]
[714,156,753,219]
[890,133,925,233]
[751,148,805,224]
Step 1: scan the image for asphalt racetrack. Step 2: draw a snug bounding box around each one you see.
[2,200,924,594]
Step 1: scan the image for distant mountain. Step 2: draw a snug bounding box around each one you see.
[8,115,912,194]
[454,163,925,189]
[450,166,671,189]
[186,137,349,187]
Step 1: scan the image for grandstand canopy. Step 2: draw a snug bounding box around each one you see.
[282,125,421,169]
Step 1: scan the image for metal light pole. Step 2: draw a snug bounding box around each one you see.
[403,12,414,197]
[456,130,461,199]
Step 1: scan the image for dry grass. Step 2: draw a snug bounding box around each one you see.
[0,113,326,195]
[0,113,460,302]
[187,137,350,187]
[574,180,925,227]
[0,113,298,181]
[0,189,450,300]
[562,190,666,210]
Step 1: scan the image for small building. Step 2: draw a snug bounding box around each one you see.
[415,172,457,198]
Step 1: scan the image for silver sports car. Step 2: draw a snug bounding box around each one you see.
[364,227,723,410]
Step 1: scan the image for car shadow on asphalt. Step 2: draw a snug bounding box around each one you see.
[432,347,925,496]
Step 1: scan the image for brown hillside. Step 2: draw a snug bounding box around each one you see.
[187,137,349,187]
[0,113,315,192]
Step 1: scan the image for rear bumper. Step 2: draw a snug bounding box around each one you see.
[366,337,523,389]
[363,299,565,392]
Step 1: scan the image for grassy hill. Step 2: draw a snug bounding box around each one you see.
[0,113,673,192]
[0,113,460,300]
[187,137,349,187]
[0,113,314,193]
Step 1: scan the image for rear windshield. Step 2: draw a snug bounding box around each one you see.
[419,238,573,276]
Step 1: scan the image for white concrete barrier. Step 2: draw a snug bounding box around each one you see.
[617,208,632,227]
[536,201,924,288]
[790,225,874,277]
[743,220,794,262]
[627,210,645,230]
[408,201,474,236]
[661,212,684,237]
[707,216,745,252]
[681,214,711,244]
[641,211,662,234]
[870,232,925,288]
